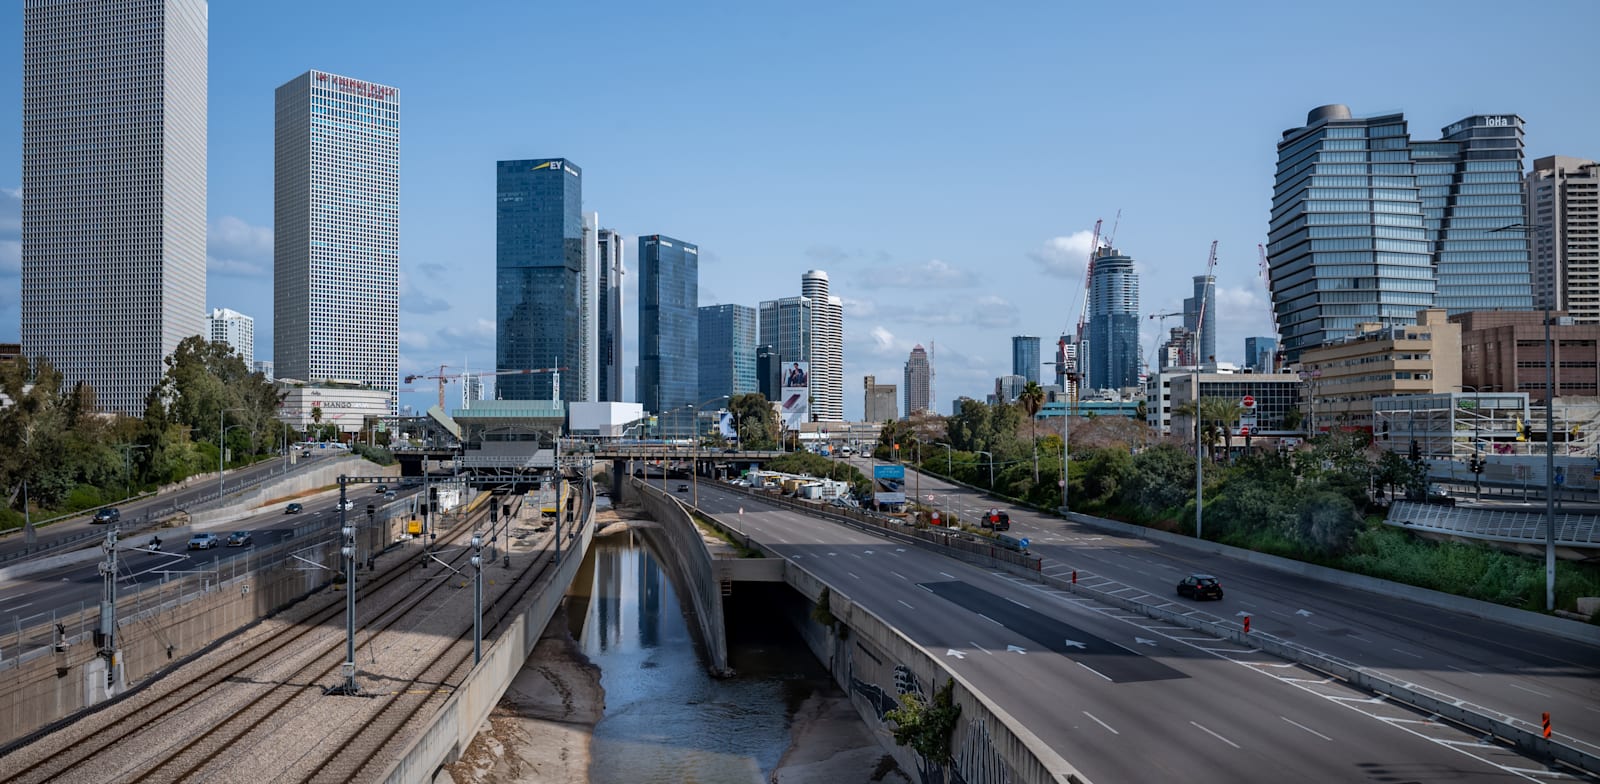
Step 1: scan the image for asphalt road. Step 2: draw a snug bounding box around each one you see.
[692,482,1582,783]
[843,456,1600,757]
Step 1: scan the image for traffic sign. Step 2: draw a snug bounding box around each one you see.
[1019,537,1030,548]
[1241,395,1256,409]
[1239,426,1251,437]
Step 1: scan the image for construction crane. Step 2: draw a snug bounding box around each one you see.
[1060,219,1104,413]
[1192,241,1219,366]
[1147,311,1188,368]
[403,365,567,410]
[1258,243,1286,372]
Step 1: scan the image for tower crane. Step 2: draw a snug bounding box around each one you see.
[1061,219,1103,412]
[1147,311,1188,368]
[403,366,567,410]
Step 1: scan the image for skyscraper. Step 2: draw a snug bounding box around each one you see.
[698,304,757,403]
[1526,156,1600,321]
[496,158,583,402]
[1245,336,1279,373]
[21,0,208,414]
[577,212,600,402]
[1011,336,1041,384]
[904,344,931,415]
[802,270,844,422]
[1087,248,1140,390]
[756,345,782,400]
[637,235,699,414]
[1419,115,1532,313]
[759,297,812,378]
[274,70,400,411]
[207,308,255,367]
[864,375,898,422]
[597,226,627,399]
[1182,274,1216,365]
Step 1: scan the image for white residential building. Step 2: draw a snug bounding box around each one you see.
[207,308,255,366]
[1527,156,1600,322]
[273,70,400,413]
[20,0,208,414]
[802,270,844,422]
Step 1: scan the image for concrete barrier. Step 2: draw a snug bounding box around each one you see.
[629,480,731,676]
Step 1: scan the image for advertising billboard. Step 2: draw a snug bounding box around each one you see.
[780,361,810,430]
[873,463,906,505]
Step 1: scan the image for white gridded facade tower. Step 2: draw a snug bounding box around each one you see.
[273,70,400,413]
[206,307,254,366]
[21,0,208,414]
[801,270,843,421]
[1527,156,1600,322]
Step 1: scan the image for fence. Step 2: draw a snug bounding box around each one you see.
[1385,501,1600,548]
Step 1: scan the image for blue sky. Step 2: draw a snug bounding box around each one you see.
[1,0,1596,419]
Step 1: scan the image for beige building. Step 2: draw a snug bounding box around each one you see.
[1453,310,1600,403]
[863,375,898,423]
[1526,156,1600,321]
[277,381,392,434]
[1298,308,1461,432]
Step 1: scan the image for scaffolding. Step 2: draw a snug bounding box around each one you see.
[1372,393,1600,460]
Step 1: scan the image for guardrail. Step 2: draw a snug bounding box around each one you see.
[1386,501,1600,548]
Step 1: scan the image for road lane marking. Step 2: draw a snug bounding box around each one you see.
[1444,665,1483,677]
[1306,621,1331,630]
[1083,711,1119,735]
[897,600,914,610]
[891,571,907,581]
[848,572,860,580]
[976,613,1004,626]
[1280,716,1333,741]
[1077,662,1113,682]
[1347,634,1373,643]
[1390,648,1423,659]
[1189,721,1240,749]
[0,602,34,612]
[1507,682,1551,697]
[1005,597,1030,609]
[919,584,934,594]
[970,641,993,655]
[939,572,955,579]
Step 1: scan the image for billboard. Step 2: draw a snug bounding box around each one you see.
[717,411,737,439]
[873,463,906,505]
[780,361,810,430]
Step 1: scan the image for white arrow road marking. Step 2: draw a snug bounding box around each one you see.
[1007,645,1027,654]
[1063,639,1087,649]
[1135,637,1158,646]
[946,649,966,659]
[1296,609,1313,617]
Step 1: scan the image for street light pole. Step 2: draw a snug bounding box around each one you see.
[218,407,248,504]
[975,450,994,488]
[1195,381,1204,541]
[1544,306,1557,611]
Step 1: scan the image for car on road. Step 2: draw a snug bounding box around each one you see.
[339,500,355,511]
[384,490,396,500]
[285,502,304,514]
[1176,573,1224,600]
[92,507,121,525]
[187,533,220,550]
[374,484,387,494]
[226,531,253,547]
[979,509,1010,531]
[676,484,690,493]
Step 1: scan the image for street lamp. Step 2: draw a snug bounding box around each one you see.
[974,450,994,489]
[116,444,148,500]
[934,442,954,475]
[218,407,249,503]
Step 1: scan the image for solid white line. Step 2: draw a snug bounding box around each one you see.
[891,571,907,581]
[970,641,994,655]
[1189,721,1241,749]
[1507,682,1551,698]
[1445,664,1484,677]
[1280,716,1333,741]
[1083,711,1119,734]
[1390,648,1423,659]
[1077,662,1113,682]
[0,602,34,612]
[1005,597,1031,609]
[939,572,956,579]
[898,600,914,610]
[976,613,1004,626]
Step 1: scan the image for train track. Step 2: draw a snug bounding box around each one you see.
[0,497,498,784]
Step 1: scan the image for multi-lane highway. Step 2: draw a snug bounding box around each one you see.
[692,482,1584,783]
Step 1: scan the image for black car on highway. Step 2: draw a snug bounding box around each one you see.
[1176,573,1224,600]
[285,503,303,514]
[226,531,253,547]
[92,507,121,524]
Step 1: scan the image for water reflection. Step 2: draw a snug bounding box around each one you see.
[573,532,823,784]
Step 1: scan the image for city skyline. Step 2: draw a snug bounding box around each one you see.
[1,2,1596,418]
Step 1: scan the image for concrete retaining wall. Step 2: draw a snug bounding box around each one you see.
[190,458,397,526]
[630,479,731,676]
[378,481,596,784]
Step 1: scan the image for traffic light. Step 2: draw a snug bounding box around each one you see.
[1408,439,1421,462]
[1469,454,1484,475]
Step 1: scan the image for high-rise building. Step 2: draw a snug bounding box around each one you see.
[637,235,699,414]
[1053,335,1072,387]
[802,270,844,422]
[1182,275,1216,365]
[1527,156,1600,321]
[1421,115,1531,314]
[759,296,811,374]
[904,344,931,415]
[994,374,1026,403]
[462,373,484,407]
[756,345,782,400]
[495,158,583,402]
[597,226,627,400]
[254,360,274,381]
[275,70,400,411]
[207,308,255,366]
[1011,336,1041,384]
[577,212,600,402]
[1087,249,1140,390]
[21,0,208,415]
[1244,336,1279,373]
[698,304,757,403]
[864,375,898,422]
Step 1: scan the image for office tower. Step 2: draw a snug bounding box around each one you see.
[759,297,812,377]
[1418,115,1532,313]
[1053,335,1072,387]
[756,345,781,400]
[1245,336,1279,373]
[636,235,699,414]
[864,375,898,422]
[802,270,844,422]
[207,308,255,366]
[994,374,1025,403]
[495,158,582,401]
[904,344,931,415]
[1182,274,1216,365]
[577,212,600,402]
[1527,156,1600,321]
[462,373,483,406]
[1087,248,1140,390]
[1011,336,1041,384]
[21,0,207,415]
[254,360,274,381]
[274,70,400,411]
[597,226,627,399]
[698,304,757,403]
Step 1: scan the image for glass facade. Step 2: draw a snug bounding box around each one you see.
[496,158,583,401]
[1011,336,1041,384]
[1088,251,1140,389]
[1244,336,1279,372]
[1182,275,1217,364]
[637,235,699,414]
[759,296,812,369]
[1426,116,1533,313]
[698,304,758,403]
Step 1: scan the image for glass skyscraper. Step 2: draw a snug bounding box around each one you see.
[1245,336,1279,373]
[1011,336,1041,384]
[1417,115,1532,313]
[759,296,812,370]
[698,304,758,403]
[597,227,626,401]
[496,158,583,401]
[1182,274,1216,365]
[637,235,699,414]
[1087,249,1140,390]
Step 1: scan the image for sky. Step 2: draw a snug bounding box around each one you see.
[1,0,1597,420]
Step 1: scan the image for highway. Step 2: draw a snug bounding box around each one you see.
[844,457,1600,757]
[692,482,1585,783]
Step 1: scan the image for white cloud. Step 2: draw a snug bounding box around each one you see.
[1028,230,1099,279]
[399,331,432,352]
[839,296,877,318]
[856,258,975,290]
[1,187,19,199]
[870,325,895,351]
[208,215,272,278]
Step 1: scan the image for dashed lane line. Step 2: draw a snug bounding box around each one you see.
[1083,711,1120,735]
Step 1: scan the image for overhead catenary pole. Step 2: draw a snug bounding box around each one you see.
[337,477,360,695]
[1545,306,1556,611]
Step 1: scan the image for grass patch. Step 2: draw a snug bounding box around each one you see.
[691,513,762,558]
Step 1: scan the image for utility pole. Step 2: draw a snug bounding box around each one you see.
[470,533,483,664]
[95,524,121,692]
[335,478,360,695]
[1194,380,1204,541]
[1544,307,1557,611]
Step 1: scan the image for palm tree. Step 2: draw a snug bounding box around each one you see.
[1018,381,1046,482]
[1202,397,1245,462]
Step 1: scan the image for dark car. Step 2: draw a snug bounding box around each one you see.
[1177,574,1224,601]
[980,509,1010,531]
[92,507,121,525]
[285,502,304,514]
[374,484,387,494]
[676,484,690,493]
[226,531,253,547]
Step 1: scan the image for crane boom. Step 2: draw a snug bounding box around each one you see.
[403,366,568,410]
[1191,241,1219,366]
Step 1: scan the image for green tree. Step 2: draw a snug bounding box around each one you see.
[728,392,778,449]
[884,678,962,765]
[1017,382,1046,482]
[1117,443,1196,514]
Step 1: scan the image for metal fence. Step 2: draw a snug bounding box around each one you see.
[1385,501,1600,548]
